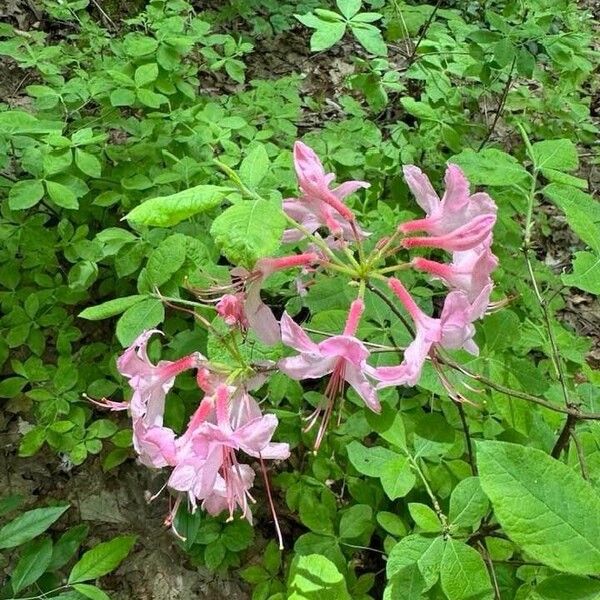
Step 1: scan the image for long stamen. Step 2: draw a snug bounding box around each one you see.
[259,456,284,550]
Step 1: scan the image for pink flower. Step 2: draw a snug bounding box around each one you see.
[169,386,289,520]
[117,330,203,426]
[283,141,370,239]
[279,299,379,448]
[232,253,319,345]
[400,164,496,252]
[412,241,498,301]
[216,293,247,328]
[133,420,177,469]
[371,279,489,388]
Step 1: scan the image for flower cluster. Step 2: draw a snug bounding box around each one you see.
[99,141,497,535]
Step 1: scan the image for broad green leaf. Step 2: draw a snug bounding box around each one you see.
[350,23,387,55]
[46,180,79,209]
[287,554,351,599]
[449,477,489,528]
[336,0,361,20]
[146,234,188,286]
[75,148,102,178]
[0,505,69,549]
[347,441,399,477]
[239,143,270,189]
[451,148,530,187]
[115,299,164,347]
[532,139,578,172]
[401,97,437,120]
[408,503,442,533]
[49,524,89,571]
[562,252,600,294]
[530,574,600,600]
[339,504,372,539]
[0,494,22,517]
[210,199,286,267]
[0,110,62,135]
[68,535,137,583]
[8,179,45,210]
[383,563,425,600]
[134,63,158,87]
[137,88,167,108]
[309,21,346,51]
[11,537,53,594]
[477,441,600,575]
[440,539,493,600]
[79,295,147,320]
[380,456,416,500]
[125,185,228,227]
[543,184,600,253]
[386,534,444,590]
[73,584,111,600]
[110,89,136,107]
[376,511,407,537]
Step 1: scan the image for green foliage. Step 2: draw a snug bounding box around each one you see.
[2,0,600,598]
[0,499,134,598]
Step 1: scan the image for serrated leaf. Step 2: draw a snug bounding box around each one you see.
[532,139,578,172]
[115,299,164,347]
[477,441,600,575]
[125,185,228,227]
[79,295,147,320]
[0,505,69,549]
[210,199,286,267]
[11,537,53,594]
[68,535,136,583]
[440,539,493,600]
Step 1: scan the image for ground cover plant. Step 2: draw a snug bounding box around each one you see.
[0,0,599,598]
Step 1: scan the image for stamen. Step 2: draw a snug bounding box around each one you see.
[259,456,284,550]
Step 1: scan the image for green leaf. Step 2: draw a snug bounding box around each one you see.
[0,495,22,517]
[68,535,137,583]
[125,185,228,227]
[408,503,442,533]
[73,584,111,600]
[401,97,437,121]
[347,441,398,477]
[336,0,361,20]
[49,524,89,571]
[384,563,425,600]
[8,179,45,210]
[350,23,387,55]
[116,299,164,347]
[134,63,158,87]
[562,252,600,294]
[75,148,102,178]
[11,537,52,594]
[110,89,136,107]
[146,234,187,286]
[449,477,489,528]
[440,539,493,600]
[386,534,444,590]
[309,21,346,51]
[136,89,167,108]
[380,455,416,500]
[287,554,351,599]
[46,180,79,209]
[477,441,600,575]
[0,110,62,135]
[530,574,600,600]
[376,512,407,537]
[532,139,578,172]
[0,505,69,549]
[239,143,270,190]
[339,504,372,539]
[210,199,286,267]
[78,295,147,320]
[451,148,530,187]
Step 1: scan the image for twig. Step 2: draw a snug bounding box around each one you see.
[406,0,443,65]
[366,282,415,336]
[90,0,117,30]
[551,412,577,458]
[478,56,517,150]
[570,431,589,480]
[455,400,476,475]
[477,541,501,600]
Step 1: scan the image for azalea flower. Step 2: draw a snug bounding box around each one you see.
[412,241,498,301]
[230,253,319,345]
[216,293,247,328]
[283,141,370,240]
[400,164,496,252]
[371,278,490,388]
[279,299,379,449]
